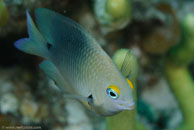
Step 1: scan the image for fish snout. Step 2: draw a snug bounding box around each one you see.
[120,102,135,110]
[127,103,135,110]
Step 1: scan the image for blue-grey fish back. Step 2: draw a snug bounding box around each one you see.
[35,8,103,95]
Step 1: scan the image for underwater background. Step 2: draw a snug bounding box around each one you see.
[0,0,194,130]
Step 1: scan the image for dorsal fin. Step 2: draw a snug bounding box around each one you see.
[34,8,93,47]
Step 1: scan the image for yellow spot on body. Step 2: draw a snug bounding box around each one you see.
[108,85,120,95]
[126,78,133,89]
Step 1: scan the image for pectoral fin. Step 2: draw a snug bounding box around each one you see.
[63,93,93,103]
[39,60,72,93]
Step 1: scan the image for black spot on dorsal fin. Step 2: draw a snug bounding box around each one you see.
[47,42,52,50]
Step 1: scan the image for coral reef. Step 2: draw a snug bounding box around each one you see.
[0,67,103,130]
[93,0,131,33]
[140,3,180,54]
[0,0,194,130]
[165,12,194,130]
[106,49,146,130]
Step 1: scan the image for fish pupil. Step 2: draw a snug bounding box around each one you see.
[110,91,116,97]
[106,87,119,99]
[47,42,52,49]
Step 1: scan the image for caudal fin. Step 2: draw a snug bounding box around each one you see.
[14,11,48,58]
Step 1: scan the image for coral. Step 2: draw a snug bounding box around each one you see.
[1,1,194,130]
[112,49,138,81]
[106,0,130,20]
[0,0,8,26]
[106,110,136,130]
[140,77,182,129]
[168,13,194,66]
[106,49,147,130]
[64,100,93,130]
[93,0,131,32]
[20,99,40,123]
[0,93,19,115]
[0,0,69,37]
[141,3,180,54]
[165,13,194,130]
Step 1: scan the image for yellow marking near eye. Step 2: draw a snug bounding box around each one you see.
[108,85,120,95]
[126,78,133,89]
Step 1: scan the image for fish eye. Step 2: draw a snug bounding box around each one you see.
[106,85,119,100]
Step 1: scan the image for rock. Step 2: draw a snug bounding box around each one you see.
[64,99,93,130]
[140,4,180,54]
[20,99,39,123]
[0,93,19,115]
[141,77,182,129]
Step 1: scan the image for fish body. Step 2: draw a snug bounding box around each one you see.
[14,8,134,116]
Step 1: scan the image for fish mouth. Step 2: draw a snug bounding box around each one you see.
[120,102,135,110]
[127,104,135,110]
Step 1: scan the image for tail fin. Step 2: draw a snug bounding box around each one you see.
[14,11,48,58]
